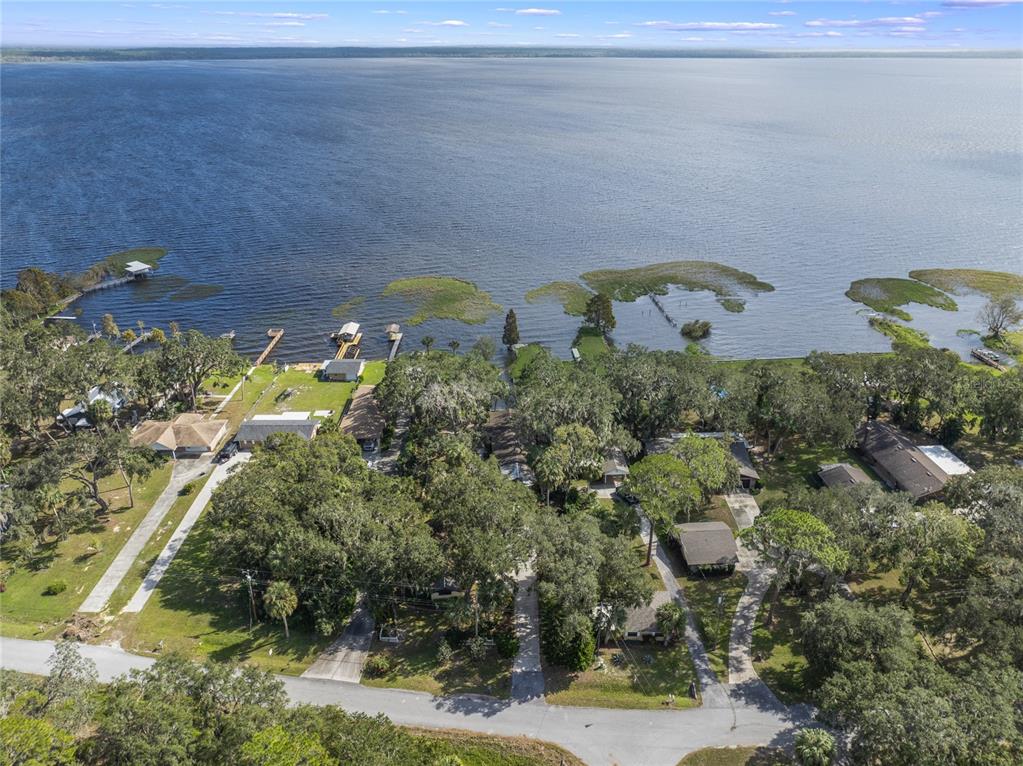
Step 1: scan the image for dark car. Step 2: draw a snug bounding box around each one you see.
[216,441,239,463]
[613,487,640,506]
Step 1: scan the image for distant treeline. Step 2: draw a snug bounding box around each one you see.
[4,46,1021,63]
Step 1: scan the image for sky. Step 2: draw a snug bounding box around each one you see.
[3,0,1021,49]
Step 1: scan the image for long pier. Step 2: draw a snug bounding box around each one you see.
[254,328,284,366]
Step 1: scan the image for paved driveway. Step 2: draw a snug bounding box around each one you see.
[302,605,375,683]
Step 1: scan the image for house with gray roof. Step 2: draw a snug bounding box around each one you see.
[673,521,738,574]
[236,415,320,449]
[817,462,873,489]
[320,358,365,382]
[856,421,950,501]
[621,590,673,642]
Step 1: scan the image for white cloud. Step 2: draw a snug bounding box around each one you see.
[422,19,469,26]
[488,21,512,27]
[373,9,408,14]
[596,32,633,39]
[942,0,1021,6]
[805,16,926,27]
[403,27,423,33]
[768,10,797,16]
[210,11,328,20]
[515,8,561,15]
[555,33,579,37]
[637,20,784,31]
[261,21,305,26]
[798,30,844,37]
[532,26,545,30]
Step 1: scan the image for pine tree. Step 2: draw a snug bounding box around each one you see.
[502,309,520,349]
[584,293,616,336]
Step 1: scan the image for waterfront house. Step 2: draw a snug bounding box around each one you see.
[817,463,873,489]
[645,432,759,491]
[340,385,385,452]
[131,414,228,457]
[320,358,365,382]
[601,449,630,487]
[621,590,672,642]
[58,386,127,429]
[236,413,320,450]
[856,421,969,501]
[673,522,738,575]
[486,410,535,486]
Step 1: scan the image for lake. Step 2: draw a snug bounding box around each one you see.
[2,57,1020,361]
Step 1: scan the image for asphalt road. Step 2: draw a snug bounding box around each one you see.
[0,636,811,766]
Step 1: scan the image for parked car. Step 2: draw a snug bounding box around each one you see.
[216,441,239,463]
[613,487,639,505]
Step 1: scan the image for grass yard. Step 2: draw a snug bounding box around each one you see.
[676,746,792,766]
[202,365,276,430]
[580,261,774,304]
[751,592,812,705]
[983,330,1023,364]
[101,470,216,615]
[361,605,512,698]
[953,420,1023,468]
[525,281,592,316]
[0,463,173,639]
[754,439,878,508]
[697,496,740,531]
[409,728,585,766]
[254,367,356,424]
[545,644,699,710]
[908,268,1023,301]
[574,326,609,360]
[509,343,546,381]
[112,515,332,675]
[382,276,502,326]
[681,571,748,681]
[845,277,957,321]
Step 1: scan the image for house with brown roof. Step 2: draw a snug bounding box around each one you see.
[621,590,673,642]
[856,421,955,501]
[817,463,873,489]
[131,414,228,457]
[673,521,739,574]
[340,385,386,452]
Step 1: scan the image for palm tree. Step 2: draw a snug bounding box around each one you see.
[420,336,435,352]
[794,728,836,766]
[263,581,298,639]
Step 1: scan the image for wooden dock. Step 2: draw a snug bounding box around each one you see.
[335,332,363,360]
[971,348,1007,372]
[254,328,284,366]
[387,333,403,362]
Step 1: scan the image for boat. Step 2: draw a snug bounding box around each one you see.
[971,348,1007,371]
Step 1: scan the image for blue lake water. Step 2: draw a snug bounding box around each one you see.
[2,58,1021,361]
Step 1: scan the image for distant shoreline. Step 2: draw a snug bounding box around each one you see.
[3,46,1021,64]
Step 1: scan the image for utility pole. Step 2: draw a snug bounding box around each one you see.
[243,569,256,631]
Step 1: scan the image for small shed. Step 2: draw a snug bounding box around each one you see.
[621,590,673,642]
[917,445,974,477]
[320,358,365,382]
[123,260,154,279]
[674,521,738,574]
[602,449,629,486]
[817,463,872,489]
[340,385,386,452]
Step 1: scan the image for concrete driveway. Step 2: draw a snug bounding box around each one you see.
[303,605,375,683]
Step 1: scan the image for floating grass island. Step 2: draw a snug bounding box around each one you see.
[580,260,774,312]
[382,276,502,326]
[82,246,169,285]
[845,277,957,321]
[525,281,593,316]
[869,316,930,350]
[908,268,1023,301]
[332,295,366,319]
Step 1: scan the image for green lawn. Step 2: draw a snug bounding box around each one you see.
[755,439,878,508]
[868,317,931,350]
[681,571,748,681]
[0,463,173,638]
[751,592,812,705]
[846,277,957,321]
[544,644,699,710]
[112,514,332,675]
[102,471,216,615]
[508,343,546,381]
[255,368,355,423]
[676,747,792,766]
[983,330,1023,364]
[362,605,512,698]
[574,326,609,360]
[202,365,276,430]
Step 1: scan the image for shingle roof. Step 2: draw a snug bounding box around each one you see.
[674,522,738,567]
[322,358,365,376]
[856,421,948,500]
[340,385,385,441]
[236,418,319,444]
[644,432,758,480]
[817,463,872,489]
[131,414,227,452]
[623,590,673,635]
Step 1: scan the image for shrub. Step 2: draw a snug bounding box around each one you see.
[681,320,712,341]
[466,636,487,661]
[178,482,196,497]
[494,631,519,659]
[795,728,836,766]
[436,639,453,664]
[43,580,68,596]
[364,654,391,677]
